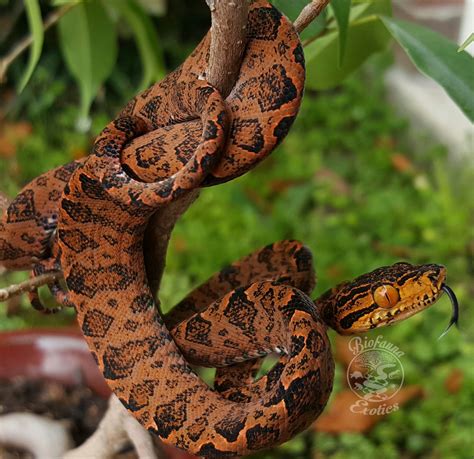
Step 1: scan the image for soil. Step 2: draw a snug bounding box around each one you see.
[0,377,194,459]
[0,376,111,458]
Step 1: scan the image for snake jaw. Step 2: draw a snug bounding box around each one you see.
[367,265,448,329]
[369,285,442,327]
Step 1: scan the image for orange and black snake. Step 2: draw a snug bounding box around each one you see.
[0,2,458,457]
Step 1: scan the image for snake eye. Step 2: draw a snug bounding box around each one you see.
[373,285,400,308]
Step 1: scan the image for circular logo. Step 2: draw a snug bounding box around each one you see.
[347,348,404,402]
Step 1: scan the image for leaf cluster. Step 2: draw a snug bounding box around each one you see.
[7,0,474,123]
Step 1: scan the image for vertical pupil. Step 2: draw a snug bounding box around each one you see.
[374,285,399,308]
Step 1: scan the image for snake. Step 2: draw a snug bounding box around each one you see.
[0,2,459,457]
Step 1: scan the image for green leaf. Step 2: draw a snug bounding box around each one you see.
[304,0,391,89]
[381,16,474,122]
[112,0,165,90]
[57,0,117,122]
[18,0,44,92]
[335,1,371,23]
[305,16,391,90]
[331,0,351,65]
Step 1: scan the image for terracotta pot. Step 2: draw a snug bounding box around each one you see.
[0,328,197,459]
[0,327,110,397]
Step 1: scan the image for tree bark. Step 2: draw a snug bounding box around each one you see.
[294,0,331,34]
[206,0,249,97]
[144,0,249,300]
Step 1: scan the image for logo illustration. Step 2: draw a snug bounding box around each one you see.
[347,335,404,415]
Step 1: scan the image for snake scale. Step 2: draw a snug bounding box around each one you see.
[0,2,458,457]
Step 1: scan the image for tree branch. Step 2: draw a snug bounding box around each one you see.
[205,0,249,97]
[0,3,75,84]
[0,413,73,459]
[63,395,163,459]
[144,0,249,299]
[0,271,61,302]
[294,0,331,34]
[144,191,200,298]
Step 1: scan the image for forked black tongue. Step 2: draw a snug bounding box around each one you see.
[438,284,459,340]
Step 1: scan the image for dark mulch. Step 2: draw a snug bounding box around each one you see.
[0,377,108,458]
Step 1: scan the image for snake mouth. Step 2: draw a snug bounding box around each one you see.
[369,288,441,326]
[368,265,449,330]
[368,282,460,337]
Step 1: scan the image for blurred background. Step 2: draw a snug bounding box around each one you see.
[0,1,473,458]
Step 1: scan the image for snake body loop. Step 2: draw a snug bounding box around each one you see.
[57,4,321,455]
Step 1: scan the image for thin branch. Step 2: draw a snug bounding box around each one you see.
[294,0,331,34]
[0,3,76,84]
[0,271,61,302]
[206,0,249,97]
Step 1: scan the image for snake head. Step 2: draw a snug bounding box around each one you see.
[317,262,457,335]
